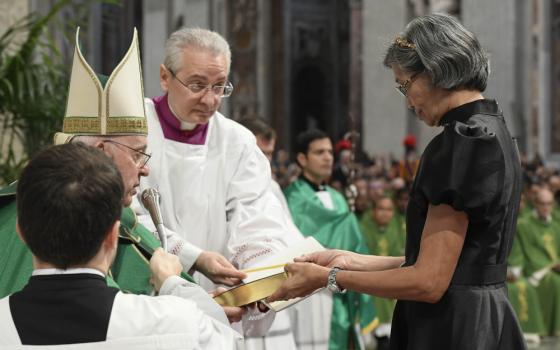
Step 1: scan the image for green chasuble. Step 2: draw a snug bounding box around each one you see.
[506,228,546,335]
[392,211,406,256]
[359,214,403,324]
[516,214,560,335]
[0,183,193,299]
[518,202,533,221]
[284,179,377,350]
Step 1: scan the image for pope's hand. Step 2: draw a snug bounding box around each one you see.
[294,249,356,270]
[195,251,247,286]
[266,262,329,303]
[149,248,183,292]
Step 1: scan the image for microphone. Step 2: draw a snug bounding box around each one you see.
[141,188,168,252]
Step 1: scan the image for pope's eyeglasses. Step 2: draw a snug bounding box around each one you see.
[103,139,151,167]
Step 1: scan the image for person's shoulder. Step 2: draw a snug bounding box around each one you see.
[283,179,304,194]
[144,97,155,106]
[444,116,498,141]
[113,292,201,325]
[213,112,255,141]
[516,214,535,230]
[326,185,345,200]
[0,181,17,198]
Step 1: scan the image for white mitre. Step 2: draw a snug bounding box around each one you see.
[54,27,147,145]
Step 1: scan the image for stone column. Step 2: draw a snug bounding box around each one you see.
[463,0,528,149]
[362,0,409,156]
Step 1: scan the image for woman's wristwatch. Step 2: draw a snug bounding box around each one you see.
[327,267,346,293]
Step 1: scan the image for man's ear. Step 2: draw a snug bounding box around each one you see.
[296,153,307,168]
[104,221,120,250]
[93,139,105,151]
[160,64,170,93]
[15,220,26,244]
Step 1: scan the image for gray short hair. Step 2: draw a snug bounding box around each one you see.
[70,135,127,145]
[383,13,489,92]
[70,135,103,145]
[164,27,231,74]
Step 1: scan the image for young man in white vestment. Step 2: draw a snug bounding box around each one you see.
[139,27,301,349]
[0,143,241,348]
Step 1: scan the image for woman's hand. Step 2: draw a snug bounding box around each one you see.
[266,262,329,302]
[295,249,357,270]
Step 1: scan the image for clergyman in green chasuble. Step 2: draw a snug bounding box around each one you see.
[359,197,404,326]
[516,211,560,336]
[506,225,545,336]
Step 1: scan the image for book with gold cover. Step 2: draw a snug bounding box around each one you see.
[213,237,325,311]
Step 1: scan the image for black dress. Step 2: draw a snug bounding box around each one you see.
[390,99,527,350]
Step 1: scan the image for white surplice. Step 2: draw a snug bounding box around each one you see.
[0,273,241,349]
[139,100,300,349]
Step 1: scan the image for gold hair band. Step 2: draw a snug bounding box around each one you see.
[395,36,416,50]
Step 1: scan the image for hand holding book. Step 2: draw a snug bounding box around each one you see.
[213,237,326,311]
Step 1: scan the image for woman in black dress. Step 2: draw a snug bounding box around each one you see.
[268,13,527,350]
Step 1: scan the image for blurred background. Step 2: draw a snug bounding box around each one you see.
[0,0,555,184]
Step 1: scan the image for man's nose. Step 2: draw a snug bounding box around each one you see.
[199,89,219,106]
[139,164,150,177]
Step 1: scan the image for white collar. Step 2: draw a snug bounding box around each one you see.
[32,267,105,278]
[532,210,552,224]
[167,98,197,130]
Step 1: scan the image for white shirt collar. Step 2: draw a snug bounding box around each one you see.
[32,267,105,278]
[167,98,197,130]
[532,209,552,224]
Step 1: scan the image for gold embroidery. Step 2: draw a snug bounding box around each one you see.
[543,233,557,261]
[62,117,147,134]
[63,117,101,133]
[517,281,529,322]
[379,238,388,256]
[119,225,141,244]
[106,117,148,134]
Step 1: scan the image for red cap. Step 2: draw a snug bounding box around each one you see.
[335,139,352,153]
[403,134,416,148]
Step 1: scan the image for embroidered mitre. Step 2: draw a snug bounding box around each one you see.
[54,27,147,144]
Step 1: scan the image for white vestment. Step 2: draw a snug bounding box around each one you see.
[270,180,333,350]
[0,275,241,349]
[139,100,300,349]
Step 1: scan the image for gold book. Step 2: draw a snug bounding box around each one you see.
[213,271,288,307]
[213,237,326,311]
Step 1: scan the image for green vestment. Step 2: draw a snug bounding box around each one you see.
[392,211,407,256]
[359,213,403,324]
[0,182,193,299]
[516,214,560,335]
[506,227,546,335]
[284,179,377,350]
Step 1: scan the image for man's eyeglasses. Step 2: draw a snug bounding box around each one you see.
[167,67,233,98]
[103,140,151,167]
[396,73,420,97]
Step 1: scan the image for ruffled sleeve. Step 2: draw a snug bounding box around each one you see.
[415,119,505,222]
